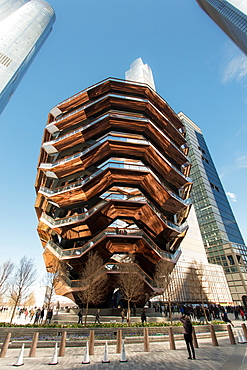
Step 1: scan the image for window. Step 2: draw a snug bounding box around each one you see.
[210,182,220,192]
[201,155,209,164]
[227,255,235,266]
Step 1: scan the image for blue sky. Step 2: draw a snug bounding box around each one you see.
[0,0,246,278]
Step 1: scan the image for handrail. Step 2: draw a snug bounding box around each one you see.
[46,227,181,262]
[46,91,184,143]
[40,132,191,184]
[62,262,161,290]
[43,111,188,161]
[41,191,188,233]
[39,162,191,207]
[41,199,107,227]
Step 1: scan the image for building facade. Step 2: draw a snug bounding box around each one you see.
[170,206,232,304]
[178,112,247,303]
[196,0,247,55]
[0,0,55,115]
[35,71,193,306]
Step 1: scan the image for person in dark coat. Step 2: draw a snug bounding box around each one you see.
[180,315,196,360]
[40,307,45,323]
[46,308,53,324]
[221,312,234,327]
[77,308,83,324]
[141,308,147,324]
[95,309,101,324]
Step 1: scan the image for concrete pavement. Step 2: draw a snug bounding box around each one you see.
[0,336,246,369]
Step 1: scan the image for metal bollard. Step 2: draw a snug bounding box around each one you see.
[169,326,176,350]
[58,331,67,357]
[227,324,236,345]
[241,323,247,341]
[144,327,150,352]
[116,329,122,354]
[0,332,11,358]
[210,325,218,346]
[29,332,39,357]
[89,330,94,355]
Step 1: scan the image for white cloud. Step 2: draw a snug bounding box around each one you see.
[236,155,247,168]
[226,192,237,202]
[219,155,247,178]
[221,55,247,84]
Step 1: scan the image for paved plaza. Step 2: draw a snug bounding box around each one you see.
[0,312,247,369]
[0,336,246,369]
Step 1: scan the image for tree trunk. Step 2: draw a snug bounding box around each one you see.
[168,299,173,326]
[10,293,21,324]
[84,302,89,326]
[127,300,131,326]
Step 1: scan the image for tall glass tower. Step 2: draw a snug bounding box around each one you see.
[0,0,55,115]
[196,0,247,55]
[178,112,247,303]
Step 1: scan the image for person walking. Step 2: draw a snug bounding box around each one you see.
[95,309,101,324]
[121,309,125,323]
[24,309,29,320]
[221,312,234,327]
[239,308,245,321]
[77,308,83,324]
[46,308,53,324]
[141,308,147,324]
[180,314,196,360]
[40,307,45,324]
[34,308,41,324]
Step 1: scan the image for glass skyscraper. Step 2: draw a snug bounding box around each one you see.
[178,112,247,303]
[0,0,55,115]
[196,0,247,55]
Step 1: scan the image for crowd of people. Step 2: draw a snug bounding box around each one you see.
[152,303,247,323]
[15,307,53,324]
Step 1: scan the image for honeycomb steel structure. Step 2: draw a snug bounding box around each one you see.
[35,78,192,306]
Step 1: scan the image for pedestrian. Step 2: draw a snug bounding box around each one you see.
[40,307,45,324]
[141,308,147,324]
[133,303,136,316]
[95,309,100,324]
[34,308,41,324]
[180,314,196,360]
[46,308,53,324]
[121,309,125,323]
[239,308,245,321]
[24,309,29,320]
[234,307,239,320]
[29,308,35,322]
[221,312,234,327]
[77,308,83,324]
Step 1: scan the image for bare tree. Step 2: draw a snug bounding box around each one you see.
[42,258,64,314]
[77,252,108,326]
[154,260,174,325]
[9,257,37,324]
[117,256,145,325]
[23,292,36,308]
[0,260,14,297]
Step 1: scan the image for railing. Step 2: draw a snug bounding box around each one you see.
[39,162,191,207]
[43,111,188,161]
[41,191,188,233]
[46,227,181,262]
[41,199,107,227]
[62,262,161,290]
[47,81,184,142]
[40,131,191,185]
